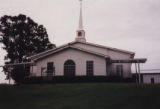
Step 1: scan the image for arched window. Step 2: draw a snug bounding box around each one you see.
[64,60,75,76]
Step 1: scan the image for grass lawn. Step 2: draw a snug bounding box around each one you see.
[0,83,160,109]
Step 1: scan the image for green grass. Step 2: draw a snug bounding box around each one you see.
[0,83,160,109]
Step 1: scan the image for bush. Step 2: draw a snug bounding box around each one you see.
[11,65,26,84]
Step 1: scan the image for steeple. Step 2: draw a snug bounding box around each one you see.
[75,0,86,42]
[79,0,83,30]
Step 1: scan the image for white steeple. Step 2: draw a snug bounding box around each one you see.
[79,0,83,30]
[75,0,86,42]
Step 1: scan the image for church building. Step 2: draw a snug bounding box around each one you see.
[26,0,146,80]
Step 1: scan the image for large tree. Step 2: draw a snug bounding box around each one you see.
[0,14,55,82]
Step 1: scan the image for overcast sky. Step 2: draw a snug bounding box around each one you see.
[0,0,160,83]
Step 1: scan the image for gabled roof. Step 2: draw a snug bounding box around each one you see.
[28,42,71,60]
[30,44,109,62]
[72,41,135,55]
[28,41,135,60]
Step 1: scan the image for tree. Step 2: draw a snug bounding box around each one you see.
[0,14,55,83]
[11,65,26,84]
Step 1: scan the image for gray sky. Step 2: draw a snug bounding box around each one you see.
[0,0,160,83]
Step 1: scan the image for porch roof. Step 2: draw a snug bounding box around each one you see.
[110,58,147,63]
[4,62,34,67]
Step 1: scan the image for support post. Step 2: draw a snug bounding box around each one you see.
[138,62,141,84]
[135,63,138,83]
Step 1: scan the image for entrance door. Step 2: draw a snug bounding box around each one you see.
[64,60,75,76]
[116,65,123,77]
[151,78,155,84]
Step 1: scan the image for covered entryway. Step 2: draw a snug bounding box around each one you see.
[64,60,76,76]
[110,58,147,84]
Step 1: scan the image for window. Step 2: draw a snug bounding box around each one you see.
[64,60,75,76]
[116,65,123,77]
[86,61,94,76]
[78,32,82,36]
[47,62,54,76]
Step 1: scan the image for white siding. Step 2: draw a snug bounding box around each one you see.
[110,63,132,77]
[30,42,133,78]
[32,48,106,76]
[143,74,160,84]
[72,42,132,77]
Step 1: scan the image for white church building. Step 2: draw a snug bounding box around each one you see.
[25,0,146,80]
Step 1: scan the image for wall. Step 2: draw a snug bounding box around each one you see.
[142,74,160,84]
[72,42,132,77]
[109,63,132,78]
[32,48,106,76]
[30,42,133,78]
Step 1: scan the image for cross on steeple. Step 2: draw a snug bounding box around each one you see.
[75,0,86,42]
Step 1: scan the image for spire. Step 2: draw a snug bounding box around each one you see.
[76,0,86,42]
[79,0,83,30]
